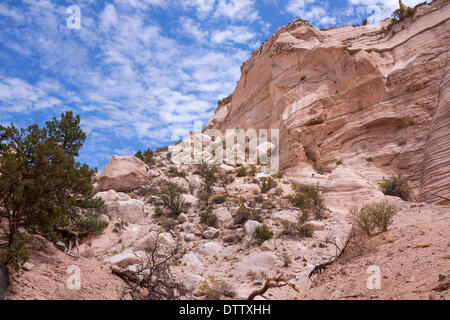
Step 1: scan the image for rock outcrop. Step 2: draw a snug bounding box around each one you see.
[96,156,149,192]
[206,0,450,203]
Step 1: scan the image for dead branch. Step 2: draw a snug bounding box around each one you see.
[247,275,299,300]
[111,232,187,300]
[308,227,356,281]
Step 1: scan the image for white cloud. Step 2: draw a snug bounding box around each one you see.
[214,0,259,22]
[211,26,256,45]
[180,0,216,18]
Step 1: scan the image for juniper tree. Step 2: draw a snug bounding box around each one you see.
[0,112,103,271]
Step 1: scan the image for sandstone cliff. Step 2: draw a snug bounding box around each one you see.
[206,0,450,204]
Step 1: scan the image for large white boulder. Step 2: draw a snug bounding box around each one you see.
[213,207,233,227]
[272,209,299,224]
[197,242,223,257]
[182,253,205,272]
[244,220,261,236]
[236,252,283,275]
[182,194,198,206]
[95,189,130,203]
[97,156,148,192]
[106,199,145,223]
[169,177,190,192]
[186,175,203,189]
[104,252,142,268]
[306,220,326,231]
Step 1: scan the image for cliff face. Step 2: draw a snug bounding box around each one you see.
[207,0,450,203]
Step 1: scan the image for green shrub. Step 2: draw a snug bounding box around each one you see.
[196,163,218,194]
[350,206,374,235]
[255,225,273,245]
[350,201,399,234]
[370,201,399,232]
[281,220,314,239]
[336,160,343,165]
[379,175,412,201]
[289,184,325,220]
[158,182,186,216]
[236,166,247,177]
[0,234,29,272]
[200,208,218,228]
[233,205,262,225]
[168,167,187,178]
[135,148,154,164]
[257,177,277,194]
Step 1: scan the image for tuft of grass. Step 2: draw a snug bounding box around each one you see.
[255,225,273,245]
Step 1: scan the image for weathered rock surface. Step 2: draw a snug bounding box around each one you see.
[206,0,450,203]
[97,156,149,192]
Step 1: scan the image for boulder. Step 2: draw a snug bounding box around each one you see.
[186,175,203,189]
[105,252,142,268]
[182,253,205,272]
[178,213,190,223]
[202,227,219,239]
[213,207,233,227]
[95,189,130,203]
[134,232,175,251]
[181,194,198,206]
[197,242,223,257]
[260,239,276,251]
[23,262,35,271]
[54,241,66,252]
[306,220,326,231]
[236,252,282,275]
[169,177,189,192]
[219,164,235,173]
[272,210,299,224]
[96,156,148,192]
[106,199,145,223]
[244,220,261,236]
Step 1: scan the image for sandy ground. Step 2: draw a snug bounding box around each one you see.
[295,201,450,300]
[0,227,126,300]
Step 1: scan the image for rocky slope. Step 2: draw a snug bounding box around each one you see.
[2,0,449,301]
[207,0,450,204]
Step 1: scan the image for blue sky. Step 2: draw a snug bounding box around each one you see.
[0,0,427,169]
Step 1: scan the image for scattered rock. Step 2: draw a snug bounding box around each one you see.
[244,220,261,236]
[104,199,145,223]
[306,220,326,231]
[202,227,220,239]
[104,252,142,268]
[186,175,203,189]
[272,210,299,224]
[182,194,198,206]
[178,213,190,223]
[260,239,276,251]
[54,241,66,252]
[213,207,233,227]
[23,262,35,272]
[197,242,224,257]
[182,253,205,272]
